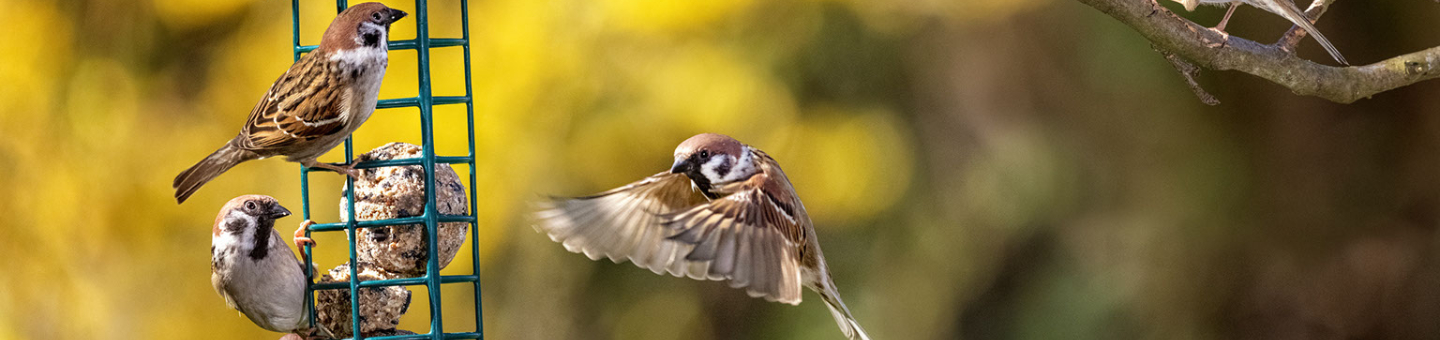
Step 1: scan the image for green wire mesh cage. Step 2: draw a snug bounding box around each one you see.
[291,1,482,339]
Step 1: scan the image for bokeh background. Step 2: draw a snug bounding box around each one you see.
[2,0,1440,339]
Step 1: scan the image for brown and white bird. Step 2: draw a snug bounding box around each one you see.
[211,195,331,339]
[535,133,871,340]
[173,3,408,203]
[1173,0,1347,65]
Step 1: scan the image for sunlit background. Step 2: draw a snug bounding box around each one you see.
[2,0,1440,339]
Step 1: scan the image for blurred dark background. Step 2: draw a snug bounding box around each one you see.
[0,0,1438,339]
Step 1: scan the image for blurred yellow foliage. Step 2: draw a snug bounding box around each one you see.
[152,0,258,29]
[602,0,754,35]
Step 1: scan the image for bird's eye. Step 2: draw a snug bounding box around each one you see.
[698,150,709,158]
[372,12,383,21]
[244,201,258,211]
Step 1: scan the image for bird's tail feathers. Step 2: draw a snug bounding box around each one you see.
[173,141,256,204]
[1272,1,1347,65]
[819,287,871,340]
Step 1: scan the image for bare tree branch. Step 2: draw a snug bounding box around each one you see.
[1078,0,1440,103]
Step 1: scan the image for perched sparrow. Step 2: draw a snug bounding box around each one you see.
[535,133,871,340]
[173,3,408,203]
[1173,0,1347,65]
[211,195,331,339]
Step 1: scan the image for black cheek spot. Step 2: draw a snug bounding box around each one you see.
[363,33,380,47]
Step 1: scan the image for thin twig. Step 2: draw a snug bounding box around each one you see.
[1155,44,1221,105]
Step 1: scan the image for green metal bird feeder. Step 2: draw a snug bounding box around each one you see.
[291,0,482,339]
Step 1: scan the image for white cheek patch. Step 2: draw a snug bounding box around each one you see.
[722,148,757,183]
[702,148,757,184]
[213,212,255,252]
[700,156,728,184]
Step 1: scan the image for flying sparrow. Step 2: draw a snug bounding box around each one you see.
[1172,0,1347,65]
[535,133,871,340]
[173,2,408,203]
[211,195,331,339]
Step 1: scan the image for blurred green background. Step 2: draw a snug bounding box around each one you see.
[2,0,1440,339]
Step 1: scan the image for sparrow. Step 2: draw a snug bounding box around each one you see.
[1172,0,1347,65]
[173,2,408,203]
[210,195,332,339]
[535,133,871,340]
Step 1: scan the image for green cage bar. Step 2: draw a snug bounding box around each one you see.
[290,0,483,339]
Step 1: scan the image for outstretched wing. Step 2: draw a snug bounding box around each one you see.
[664,171,809,305]
[239,53,350,150]
[534,172,714,278]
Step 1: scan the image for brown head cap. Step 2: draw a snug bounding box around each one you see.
[674,133,746,160]
[318,2,407,52]
[212,195,291,236]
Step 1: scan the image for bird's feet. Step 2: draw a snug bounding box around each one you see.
[1203,2,1238,48]
[1203,27,1231,49]
[305,160,362,180]
[294,220,317,249]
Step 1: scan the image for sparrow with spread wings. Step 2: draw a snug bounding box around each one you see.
[173,3,407,203]
[535,133,871,340]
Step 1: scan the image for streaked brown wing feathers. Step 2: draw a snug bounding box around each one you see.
[241,54,348,149]
[534,172,714,278]
[664,178,806,304]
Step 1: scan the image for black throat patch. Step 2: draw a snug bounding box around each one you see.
[682,154,721,199]
[363,32,381,47]
[247,218,272,261]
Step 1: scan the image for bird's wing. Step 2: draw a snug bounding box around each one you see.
[534,172,715,278]
[663,171,808,305]
[211,272,240,311]
[239,53,350,150]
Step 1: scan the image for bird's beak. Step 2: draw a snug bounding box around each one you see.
[670,158,690,174]
[271,205,293,219]
[388,9,408,24]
